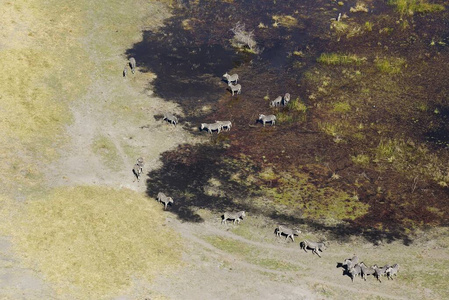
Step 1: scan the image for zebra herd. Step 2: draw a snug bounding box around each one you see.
[156,71,291,132]
[125,60,400,284]
[341,255,400,283]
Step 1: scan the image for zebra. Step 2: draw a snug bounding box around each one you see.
[215,120,232,131]
[223,72,239,84]
[258,114,276,126]
[157,192,173,210]
[283,93,291,106]
[200,123,222,134]
[386,263,399,280]
[221,211,246,225]
[228,82,241,96]
[343,255,359,270]
[123,65,128,77]
[270,96,283,107]
[372,264,391,283]
[132,157,144,182]
[349,263,362,282]
[163,112,178,126]
[129,57,136,74]
[299,240,327,258]
[359,262,376,281]
[275,225,301,242]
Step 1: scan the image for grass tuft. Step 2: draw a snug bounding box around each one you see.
[317,53,366,65]
[375,57,406,74]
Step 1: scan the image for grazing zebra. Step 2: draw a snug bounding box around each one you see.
[223,72,239,84]
[132,157,144,182]
[386,263,399,280]
[200,123,222,134]
[283,93,291,106]
[163,112,178,126]
[270,96,283,107]
[300,240,327,258]
[359,262,376,281]
[275,225,301,242]
[123,65,128,77]
[373,264,391,283]
[228,82,241,96]
[258,114,276,126]
[129,57,136,74]
[157,192,174,210]
[221,211,246,225]
[215,120,232,131]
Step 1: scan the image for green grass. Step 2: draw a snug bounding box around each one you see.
[388,0,445,15]
[364,21,373,31]
[375,57,406,74]
[332,101,351,113]
[287,98,307,113]
[373,138,449,186]
[351,154,370,166]
[258,170,369,221]
[317,53,366,65]
[276,112,294,124]
[318,122,341,136]
[7,186,181,299]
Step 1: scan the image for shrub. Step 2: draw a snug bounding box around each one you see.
[230,22,257,52]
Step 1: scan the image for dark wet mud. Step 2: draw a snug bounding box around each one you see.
[128,0,449,242]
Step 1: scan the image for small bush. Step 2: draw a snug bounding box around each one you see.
[230,22,257,52]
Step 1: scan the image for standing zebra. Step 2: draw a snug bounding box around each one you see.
[123,65,128,77]
[157,192,174,210]
[221,211,246,225]
[228,82,241,96]
[132,157,144,182]
[223,72,239,84]
[129,57,136,74]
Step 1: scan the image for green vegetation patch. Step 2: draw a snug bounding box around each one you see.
[388,0,445,15]
[259,170,369,221]
[272,15,299,28]
[375,57,406,74]
[332,101,351,113]
[317,53,366,65]
[10,186,181,299]
[287,98,307,113]
[374,138,449,186]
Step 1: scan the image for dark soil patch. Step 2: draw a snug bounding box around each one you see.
[130,0,449,242]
